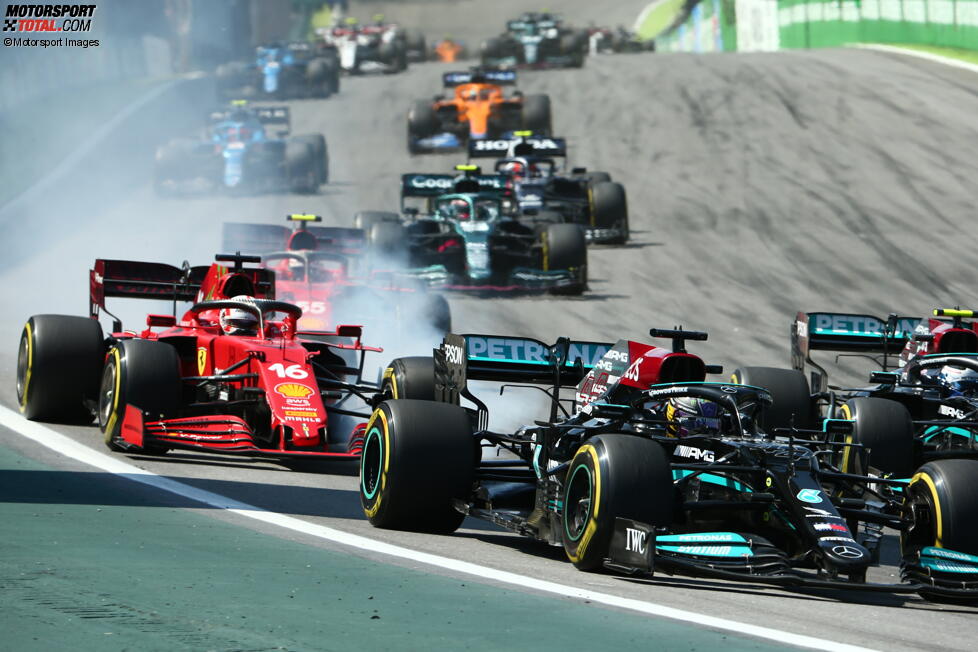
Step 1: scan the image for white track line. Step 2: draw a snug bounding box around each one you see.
[851,44,978,75]
[0,404,876,652]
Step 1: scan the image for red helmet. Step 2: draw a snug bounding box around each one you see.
[450,198,470,220]
[501,160,525,178]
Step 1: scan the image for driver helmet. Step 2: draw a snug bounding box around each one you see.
[937,365,978,397]
[450,198,470,220]
[500,160,526,178]
[666,396,723,437]
[219,295,259,336]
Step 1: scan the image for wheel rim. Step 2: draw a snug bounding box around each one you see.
[98,357,118,430]
[903,481,938,552]
[361,426,384,500]
[15,328,30,407]
[564,463,593,542]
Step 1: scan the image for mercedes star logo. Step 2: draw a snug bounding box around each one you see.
[832,545,864,559]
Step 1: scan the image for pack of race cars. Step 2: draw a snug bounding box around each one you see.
[16,9,978,606]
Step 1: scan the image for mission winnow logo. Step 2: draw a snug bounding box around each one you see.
[4,4,97,32]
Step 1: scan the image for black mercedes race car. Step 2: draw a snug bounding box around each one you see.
[468,134,629,244]
[358,328,978,602]
[352,167,587,295]
[788,308,978,475]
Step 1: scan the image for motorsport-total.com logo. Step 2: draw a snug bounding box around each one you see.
[4,4,97,32]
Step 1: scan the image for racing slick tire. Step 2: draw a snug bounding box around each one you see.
[154,139,204,196]
[903,459,978,602]
[367,221,408,258]
[306,56,336,98]
[563,435,673,571]
[521,94,552,135]
[380,40,408,72]
[543,223,587,296]
[480,36,504,64]
[354,210,400,232]
[98,339,181,453]
[360,399,475,533]
[839,397,915,477]
[591,181,629,244]
[294,134,329,184]
[582,171,611,184]
[423,293,452,335]
[731,367,814,432]
[17,315,104,422]
[407,30,427,61]
[286,141,317,193]
[382,357,436,401]
[407,100,439,151]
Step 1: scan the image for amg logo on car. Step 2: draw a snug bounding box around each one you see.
[675,445,715,463]
[939,404,967,419]
[625,527,647,554]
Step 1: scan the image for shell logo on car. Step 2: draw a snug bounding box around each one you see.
[275,382,314,398]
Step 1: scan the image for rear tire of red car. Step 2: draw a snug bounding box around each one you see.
[563,435,673,570]
[99,339,181,453]
[17,315,104,422]
[521,94,552,135]
[423,293,452,335]
[360,400,474,533]
[543,223,587,296]
[382,357,436,402]
[591,181,629,244]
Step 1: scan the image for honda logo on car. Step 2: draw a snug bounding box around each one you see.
[625,527,647,554]
[472,138,561,151]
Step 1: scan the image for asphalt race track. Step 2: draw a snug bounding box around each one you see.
[3,0,978,649]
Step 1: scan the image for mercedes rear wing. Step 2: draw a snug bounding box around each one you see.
[433,333,612,427]
[791,311,921,391]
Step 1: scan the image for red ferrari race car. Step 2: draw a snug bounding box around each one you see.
[222,214,452,335]
[15,253,385,462]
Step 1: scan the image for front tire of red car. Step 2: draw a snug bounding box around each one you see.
[99,339,181,452]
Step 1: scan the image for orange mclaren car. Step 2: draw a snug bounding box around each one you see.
[406,68,552,154]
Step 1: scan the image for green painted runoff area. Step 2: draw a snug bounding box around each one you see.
[637,0,687,40]
[0,442,791,651]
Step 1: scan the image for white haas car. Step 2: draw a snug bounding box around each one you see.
[318,18,407,74]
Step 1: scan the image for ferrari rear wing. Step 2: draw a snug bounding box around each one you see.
[791,311,921,391]
[468,136,567,159]
[222,222,366,255]
[89,257,274,328]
